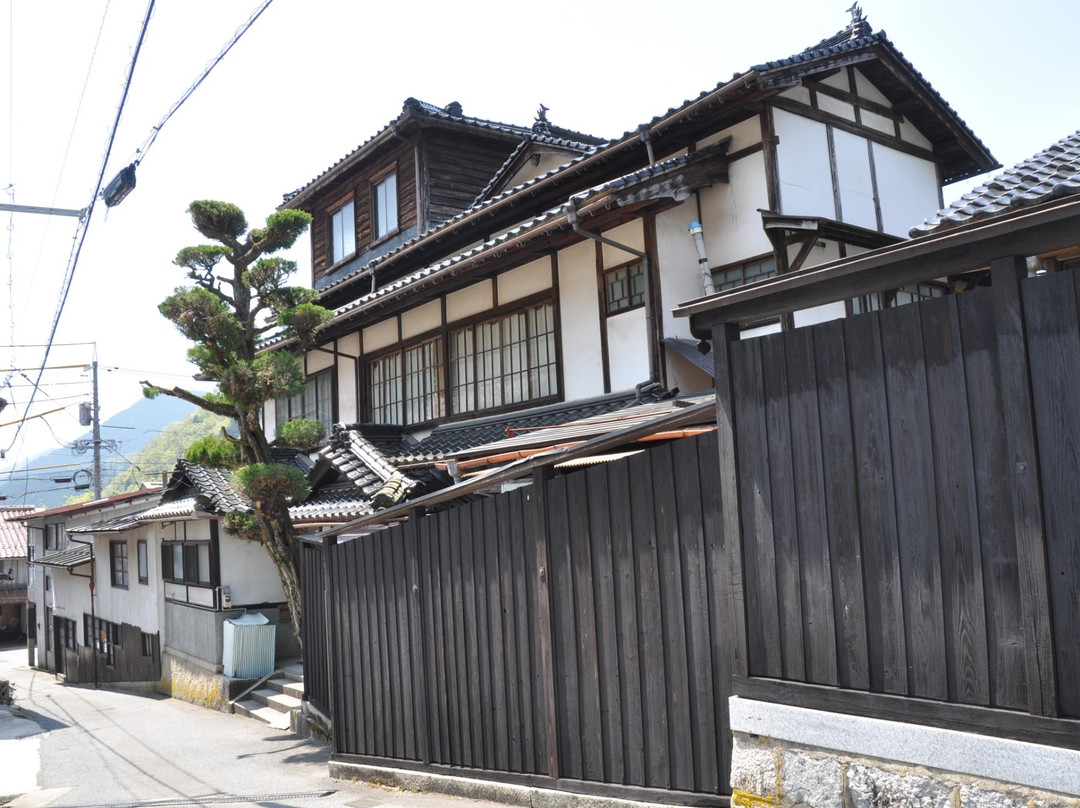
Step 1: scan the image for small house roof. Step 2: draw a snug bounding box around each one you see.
[912,130,1080,235]
[33,544,91,569]
[0,506,34,558]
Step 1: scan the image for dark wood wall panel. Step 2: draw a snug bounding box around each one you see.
[1023,271,1080,718]
[300,542,330,716]
[307,432,729,796]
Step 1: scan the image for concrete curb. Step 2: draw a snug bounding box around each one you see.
[329,761,715,808]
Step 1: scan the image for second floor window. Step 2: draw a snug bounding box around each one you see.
[45,523,65,551]
[110,541,128,588]
[367,338,446,426]
[330,199,355,264]
[605,261,646,314]
[373,172,398,240]
[137,540,148,584]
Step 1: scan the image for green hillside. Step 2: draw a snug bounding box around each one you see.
[102,408,234,496]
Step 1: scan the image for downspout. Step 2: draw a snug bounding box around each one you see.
[566,199,658,386]
[637,124,656,166]
[67,536,99,689]
[688,221,717,296]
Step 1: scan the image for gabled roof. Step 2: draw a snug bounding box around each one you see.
[304,16,994,307]
[912,131,1080,235]
[473,131,604,206]
[282,98,539,211]
[0,506,34,558]
[162,461,247,514]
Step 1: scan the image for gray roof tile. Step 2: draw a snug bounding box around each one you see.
[912,131,1080,235]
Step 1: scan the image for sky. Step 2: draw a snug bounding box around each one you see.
[0,0,1076,483]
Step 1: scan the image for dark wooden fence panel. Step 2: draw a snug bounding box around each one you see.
[300,542,330,717]
[308,431,729,798]
[726,271,1080,724]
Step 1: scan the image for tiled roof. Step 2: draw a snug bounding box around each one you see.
[33,544,91,569]
[170,461,248,513]
[139,496,200,521]
[912,131,1080,235]
[384,391,647,464]
[472,132,604,207]
[0,506,34,558]
[290,485,373,523]
[283,98,537,208]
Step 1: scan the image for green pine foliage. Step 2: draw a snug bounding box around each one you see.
[102,409,234,496]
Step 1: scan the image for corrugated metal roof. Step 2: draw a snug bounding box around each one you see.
[33,544,91,568]
[554,450,644,470]
[67,513,145,534]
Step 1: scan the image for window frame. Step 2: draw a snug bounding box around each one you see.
[711,253,778,292]
[371,166,399,244]
[362,293,560,428]
[603,259,647,316]
[45,523,65,551]
[159,521,216,588]
[274,368,335,437]
[329,198,356,266]
[110,540,129,588]
[137,540,148,584]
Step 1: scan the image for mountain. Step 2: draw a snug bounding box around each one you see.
[0,396,198,508]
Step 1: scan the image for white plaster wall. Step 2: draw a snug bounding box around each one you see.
[337,332,361,424]
[774,109,835,219]
[821,72,849,91]
[606,309,650,392]
[217,532,286,606]
[698,116,761,153]
[873,143,941,236]
[89,527,159,633]
[401,299,442,339]
[305,346,334,373]
[48,567,93,644]
[862,110,895,136]
[556,239,604,401]
[818,94,856,122]
[362,318,398,353]
[445,280,493,323]
[601,221,644,269]
[498,257,551,303]
[793,302,848,328]
[900,117,933,149]
[780,86,812,106]
[853,68,891,107]
[698,152,772,267]
[666,351,713,395]
[655,200,707,341]
[502,152,576,191]
[833,129,878,231]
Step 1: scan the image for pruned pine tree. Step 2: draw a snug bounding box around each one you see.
[143,201,332,651]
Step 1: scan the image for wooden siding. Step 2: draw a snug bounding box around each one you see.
[64,623,160,685]
[422,129,520,227]
[722,271,1080,720]
[301,541,331,717]
[310,141,417,284]
[304,431,731,800]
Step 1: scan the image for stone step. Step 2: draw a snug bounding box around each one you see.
[279,661,304,683]
[264,677,304,700]
[233,699,291,730]
[251,688,302,714]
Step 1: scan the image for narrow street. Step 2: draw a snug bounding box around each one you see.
[0,644,503,808]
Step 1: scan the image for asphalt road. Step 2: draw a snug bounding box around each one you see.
[0,643,504,808]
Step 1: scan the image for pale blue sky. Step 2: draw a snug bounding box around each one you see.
[0,0,1075,468]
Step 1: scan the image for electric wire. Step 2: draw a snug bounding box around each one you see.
[4,0,156,457]
[129,0,274,167]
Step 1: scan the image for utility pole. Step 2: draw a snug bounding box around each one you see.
[91,358,102,499]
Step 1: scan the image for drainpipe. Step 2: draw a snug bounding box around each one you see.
[637,124,656,166]
[566,200,658,385]
[68,536,99,689]
[688,221,717,296]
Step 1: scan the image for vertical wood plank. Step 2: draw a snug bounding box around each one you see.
[956,289,1028,710]
[760,333,806,681]
[382,530,405,758]
[785,325,839,686]
[547,474,582,780]
[585,463,624,784]
[459,504,483,765]
[843,312,908,694]
[992,256,1058,717]
[567,472,604,782]
[813,319,871,690]
[321,539,339,753]
[1018,268,1077,716]
[919,296,990,705]
[673,435,720,793]
[510,488,540,772]
[482,498,509,770]
[881,302,948,700]
[496,494,524,772]
[607,457,645,786]
[419,514,448,762]
[531,467,559,778]
[444,509,469,765]
[468,501,495,769]
[402,518,426,759]
[629,450,670,789]
[731,336,782,678]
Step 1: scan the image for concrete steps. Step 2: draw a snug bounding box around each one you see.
[231,662,303,731]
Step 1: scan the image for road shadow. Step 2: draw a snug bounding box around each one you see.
[6,705,68,732]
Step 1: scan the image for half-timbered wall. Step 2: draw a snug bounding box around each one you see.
[305,431,731,802]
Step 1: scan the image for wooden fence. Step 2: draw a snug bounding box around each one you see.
[302,431,730,804]
[712,259,1080,745]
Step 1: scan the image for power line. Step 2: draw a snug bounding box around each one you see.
[5,0,156,455]
[129,0,275,166]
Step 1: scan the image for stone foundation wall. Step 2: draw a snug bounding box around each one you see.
[160,650,231,712]
[729,697,1080,808]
